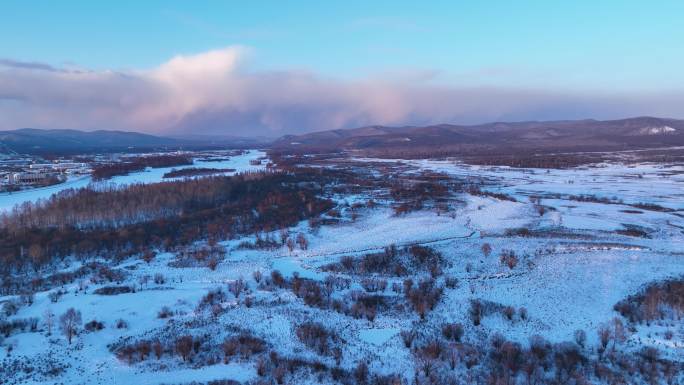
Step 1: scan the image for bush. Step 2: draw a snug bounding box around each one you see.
[445,276,459,289]
[154,273,166,285]
[296,322,336,356]
[175,335,194,361]
[400,329,416,348]
[405,278,443,319]
[48,290,64,303]
[158,306,173,319]
[442,323,464,342]
[470,300,482,326]
[222,333,266,362]
[499,250,518,270]
[93,286,134,295]
[84,320,105,332]
[503,306,515,321]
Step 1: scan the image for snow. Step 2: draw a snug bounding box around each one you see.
[640,126,677,135]
[358,328,400,346]
[3,155,684,383]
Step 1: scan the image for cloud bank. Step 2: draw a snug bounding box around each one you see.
[1,46,684,137]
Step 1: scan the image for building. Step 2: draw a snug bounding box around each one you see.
[7,171,61,185]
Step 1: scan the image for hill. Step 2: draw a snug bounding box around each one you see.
[272,117,684,156]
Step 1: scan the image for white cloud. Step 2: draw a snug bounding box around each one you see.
[1,46,684,136]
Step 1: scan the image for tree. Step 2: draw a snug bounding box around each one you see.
[43,308,55,336]
[252,270,263,283]
[152,340,163,359]
[28,244,45,268]
[59,308,82,344]
[597,324,611,357]
[142,250,156,264]
[228,278,246,299]
[574,329,586,348]
[612,317,627,351]
[138,275,150,290]
[296,233,308,250]
[354,361,369,384]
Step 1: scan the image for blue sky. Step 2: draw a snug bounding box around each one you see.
[3,1,683,89]
[1,1,683,135]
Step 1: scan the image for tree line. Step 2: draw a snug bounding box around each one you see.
[91,154,193,180]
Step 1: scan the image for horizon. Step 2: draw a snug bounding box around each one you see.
[2,1,684,137]
[2,115,681,139]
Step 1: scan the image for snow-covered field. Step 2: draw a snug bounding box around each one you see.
[1,156,683,384]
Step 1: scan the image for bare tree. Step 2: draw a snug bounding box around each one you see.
[612,317,627,351]
[597,324,611,357]
[574,329,586,348]
[43,308,55,336]
[228,278,246,299]
[296,233,308,250]
[138,275,150,290]
[59,308,82,344]
[252,270,263,283]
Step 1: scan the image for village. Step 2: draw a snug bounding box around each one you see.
[0,156,91,192]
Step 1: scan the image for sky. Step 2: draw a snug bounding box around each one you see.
[1,1,684,137]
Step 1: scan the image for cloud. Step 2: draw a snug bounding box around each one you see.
[0,58,60,72]
[1,46,684,137]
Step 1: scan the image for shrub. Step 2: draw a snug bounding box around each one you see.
[296,322,336,356]
[270,270,286,288]
[470,300,482,326]
[48,290,64,303]
[442,323,464,342]
[93,285,134,295]
[481,243,492,257]
[175,335,193,361]
[499,250,518,270]
[222,333,266,362]
[154,273,166,285]
[158,306,173,319]
[503,306,515,321]
[405,278,443,319]
[445,276,459,289]
[84,320,105,332]
[400,329,416,348]
[574,329,586,348]
[252,270,263,283]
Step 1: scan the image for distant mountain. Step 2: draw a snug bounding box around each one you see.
[272,117,684,155]
[0,128,268,155]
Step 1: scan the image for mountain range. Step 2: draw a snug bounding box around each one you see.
[271,117,684,155]
[2,117,683,156]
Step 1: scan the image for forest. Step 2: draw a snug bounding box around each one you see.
[0,170,334,283]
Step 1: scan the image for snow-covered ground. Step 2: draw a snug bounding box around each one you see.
[2,157,683,384]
